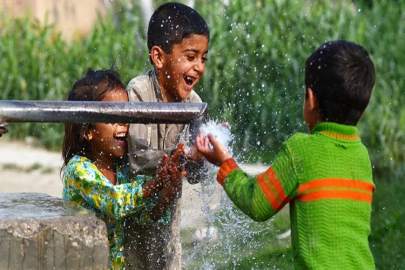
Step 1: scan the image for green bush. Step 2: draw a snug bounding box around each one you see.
[194,0,405,175]
[0,9,149,149]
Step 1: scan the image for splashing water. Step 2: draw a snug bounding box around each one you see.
[182,120,290,269]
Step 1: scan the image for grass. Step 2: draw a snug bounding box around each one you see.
[369,175,405,269]
[1,162,55,174]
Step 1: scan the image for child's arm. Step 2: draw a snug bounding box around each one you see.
[197,133,298,222]
[64,156,171,221]
[150,163,185,221]
[142,143,186,221]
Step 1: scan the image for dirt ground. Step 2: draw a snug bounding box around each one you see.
[0,139,268,229]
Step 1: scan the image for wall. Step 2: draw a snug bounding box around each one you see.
[1,0,108,41]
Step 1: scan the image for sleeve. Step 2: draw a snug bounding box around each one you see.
[218,142,299,222]
[66,160,156,222]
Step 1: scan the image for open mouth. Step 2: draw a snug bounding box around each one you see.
[184,76,196,86]
[114,133,127,144]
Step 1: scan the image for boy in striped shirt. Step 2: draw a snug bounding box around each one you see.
[196,40,376,269]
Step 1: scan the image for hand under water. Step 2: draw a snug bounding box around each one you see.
[195,132,231,167]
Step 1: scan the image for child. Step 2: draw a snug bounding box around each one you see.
[196,40,376,269]
[61,68,185,269]
[124,2,210,269]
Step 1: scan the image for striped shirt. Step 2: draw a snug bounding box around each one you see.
[218,122,375,269]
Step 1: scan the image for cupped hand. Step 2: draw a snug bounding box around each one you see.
[195,132,231,166]
[162,164,185,200]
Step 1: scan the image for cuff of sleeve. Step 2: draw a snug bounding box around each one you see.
[217,158,240,186]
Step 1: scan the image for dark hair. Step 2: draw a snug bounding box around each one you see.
[305,40,375,125]
[61,68,126,171]
[147,2,210,64]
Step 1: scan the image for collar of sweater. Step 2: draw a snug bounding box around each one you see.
[312,122,359,142]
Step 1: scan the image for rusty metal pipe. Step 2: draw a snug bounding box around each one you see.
[0,101,207,124]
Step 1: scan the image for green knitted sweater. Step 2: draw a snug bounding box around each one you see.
[217,122,375,269]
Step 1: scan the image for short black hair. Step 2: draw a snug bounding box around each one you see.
[61,68,126,171]
[305,40,375,125]
[147,2,209,63]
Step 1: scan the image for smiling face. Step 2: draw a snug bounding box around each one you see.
[86,87,129,160]
[156,34,209,102]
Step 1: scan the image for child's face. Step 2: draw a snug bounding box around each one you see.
[159,34,209,102]
[86,88,129,159]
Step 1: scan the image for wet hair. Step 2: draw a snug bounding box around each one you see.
[147,2,210,64]
[305,40,375,125]
[61,68,126,171]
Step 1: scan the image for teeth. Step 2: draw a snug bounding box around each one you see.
[115,133,126,138]
[186,76,195,82]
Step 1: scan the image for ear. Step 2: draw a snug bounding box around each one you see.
[84,129,93,141]
[307,88,319,111]
[150,45,165,69]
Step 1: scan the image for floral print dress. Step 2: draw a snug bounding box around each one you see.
[62,155,169,269]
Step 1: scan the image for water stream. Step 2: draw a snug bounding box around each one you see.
[182,121,291,269]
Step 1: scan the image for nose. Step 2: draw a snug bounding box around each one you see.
[118,122,129,129]
[194,59,205,75]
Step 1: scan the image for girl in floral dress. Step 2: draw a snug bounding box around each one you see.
[61,68,184,269]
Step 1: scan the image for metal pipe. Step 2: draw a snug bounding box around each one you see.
[0,101,207,124]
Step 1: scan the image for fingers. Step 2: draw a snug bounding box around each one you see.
[207,133,221,148]
[157,154,169,173]
[171,142,184,165]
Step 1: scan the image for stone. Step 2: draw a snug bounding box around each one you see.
[0,193,108,270]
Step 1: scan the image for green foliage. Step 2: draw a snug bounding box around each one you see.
[0,8,149,149]
[369,174,405,269]
[193,0,405,174]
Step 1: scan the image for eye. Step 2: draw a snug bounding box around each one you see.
[187,55,196,61]
[202,57,208,63]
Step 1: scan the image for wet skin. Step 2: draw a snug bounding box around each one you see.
[85,87,129,184]
[157,34,209,102]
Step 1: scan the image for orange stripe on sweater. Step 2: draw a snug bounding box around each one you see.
[217,158,240,186]
[298,178,375,194]
[257,173,281,210]
[264,167,288,203]
[320,131,359,141]
[296,189,373,203]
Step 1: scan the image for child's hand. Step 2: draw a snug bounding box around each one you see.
[162,164,185,200]
[196,132,231,166]
[182,133,205,163]
[0,119,8,137]
[158,142,186,198]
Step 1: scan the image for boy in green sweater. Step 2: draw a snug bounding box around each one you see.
[196,40,376,269]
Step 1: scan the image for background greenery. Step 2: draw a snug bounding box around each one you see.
[0,0,403,268]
